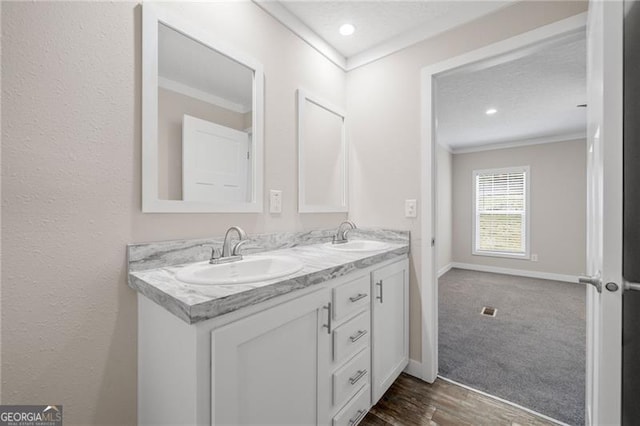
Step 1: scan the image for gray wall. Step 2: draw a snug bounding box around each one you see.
[452,139,587,276]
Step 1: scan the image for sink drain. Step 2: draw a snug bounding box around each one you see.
[481,306,497,317]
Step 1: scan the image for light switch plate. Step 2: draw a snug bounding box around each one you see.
[531,254,538,262]
[405,199,417,218]
[270,190,282,214]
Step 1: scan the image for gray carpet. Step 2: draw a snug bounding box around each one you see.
[438,268,586,425]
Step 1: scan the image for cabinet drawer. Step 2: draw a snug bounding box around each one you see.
[333,311,370,364]
[332,385,370,426]
[333,275,370,322]
[333,348,370,408]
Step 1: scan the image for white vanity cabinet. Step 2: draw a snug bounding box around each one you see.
[212,288,332,425]
[371,258,410,404]
[137,255,409,426]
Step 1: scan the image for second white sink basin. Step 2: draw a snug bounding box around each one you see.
[176,255,304,286]
[325,240,391,252]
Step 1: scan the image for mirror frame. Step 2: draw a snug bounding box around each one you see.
[142,4,264,213]
[297,89,348,213]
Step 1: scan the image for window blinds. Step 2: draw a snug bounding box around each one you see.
[475,169,527,254]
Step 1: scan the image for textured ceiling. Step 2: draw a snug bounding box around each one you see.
[277,1,509,57]
[158,23,253,111]
[436,35,587,150]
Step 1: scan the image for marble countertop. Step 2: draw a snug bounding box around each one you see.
[127,229,409,324]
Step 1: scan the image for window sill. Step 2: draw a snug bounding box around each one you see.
[472,250,530,260]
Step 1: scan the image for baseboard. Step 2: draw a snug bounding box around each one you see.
[437,263,453,278]
[403,359,423,379]
[450,262,578,283]
[438,375,569,426]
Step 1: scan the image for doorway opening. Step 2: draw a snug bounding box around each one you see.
[433,31,587,425]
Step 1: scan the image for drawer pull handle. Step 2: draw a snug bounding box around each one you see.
[349,329,368,343]
[349,293,368,303]
[348,369,367,385]
[376,280,383,303]
[348,409,367,426]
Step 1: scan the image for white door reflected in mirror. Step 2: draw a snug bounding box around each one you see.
[142,5,264,212]
[298,89,348,213]
[182,115,251,203]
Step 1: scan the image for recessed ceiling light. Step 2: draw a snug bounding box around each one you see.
[485,108,497,115]
[339,23,355,36]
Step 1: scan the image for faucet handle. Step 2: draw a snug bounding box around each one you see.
[210,247,222,262]
[231,239,249,256]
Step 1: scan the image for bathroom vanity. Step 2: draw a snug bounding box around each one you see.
[128,229,409,425]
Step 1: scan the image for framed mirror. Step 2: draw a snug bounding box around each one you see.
[297,89,348,213]
[142,5,264,212]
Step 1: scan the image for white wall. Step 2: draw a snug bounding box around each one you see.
[347,1,588,361]
[2,2,345,423]
[437,144,453,274]
[452,139,587,276]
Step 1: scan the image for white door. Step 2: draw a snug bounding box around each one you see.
[211,288,331,425]
[182,114,250,203]
[371,259,409,404]
[584,1,624,424]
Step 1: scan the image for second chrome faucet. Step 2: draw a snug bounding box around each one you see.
[210,226,249,264]
[333,221,356,244]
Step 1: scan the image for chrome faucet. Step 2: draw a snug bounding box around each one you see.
[210,226,249,264]
[333,221,356,244]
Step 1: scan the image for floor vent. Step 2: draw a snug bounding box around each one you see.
[481,306,497,317]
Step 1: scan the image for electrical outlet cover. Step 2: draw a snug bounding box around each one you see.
[405,199,417,218]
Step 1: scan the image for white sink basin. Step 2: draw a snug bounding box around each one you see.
[325,240,391,252]
[176,255,304,286]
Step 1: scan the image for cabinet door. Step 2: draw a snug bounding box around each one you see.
[371,259,409,403]
[212,288,332,425]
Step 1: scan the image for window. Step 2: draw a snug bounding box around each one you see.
[473,166,530,258]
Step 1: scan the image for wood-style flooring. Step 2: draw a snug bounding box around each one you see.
[361,374,557,426]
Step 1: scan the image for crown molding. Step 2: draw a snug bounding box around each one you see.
[254,1,513,72]
[450,132,587,154]
[158,77,251,114]
[253,0,347,70]
[346,2,512,71]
